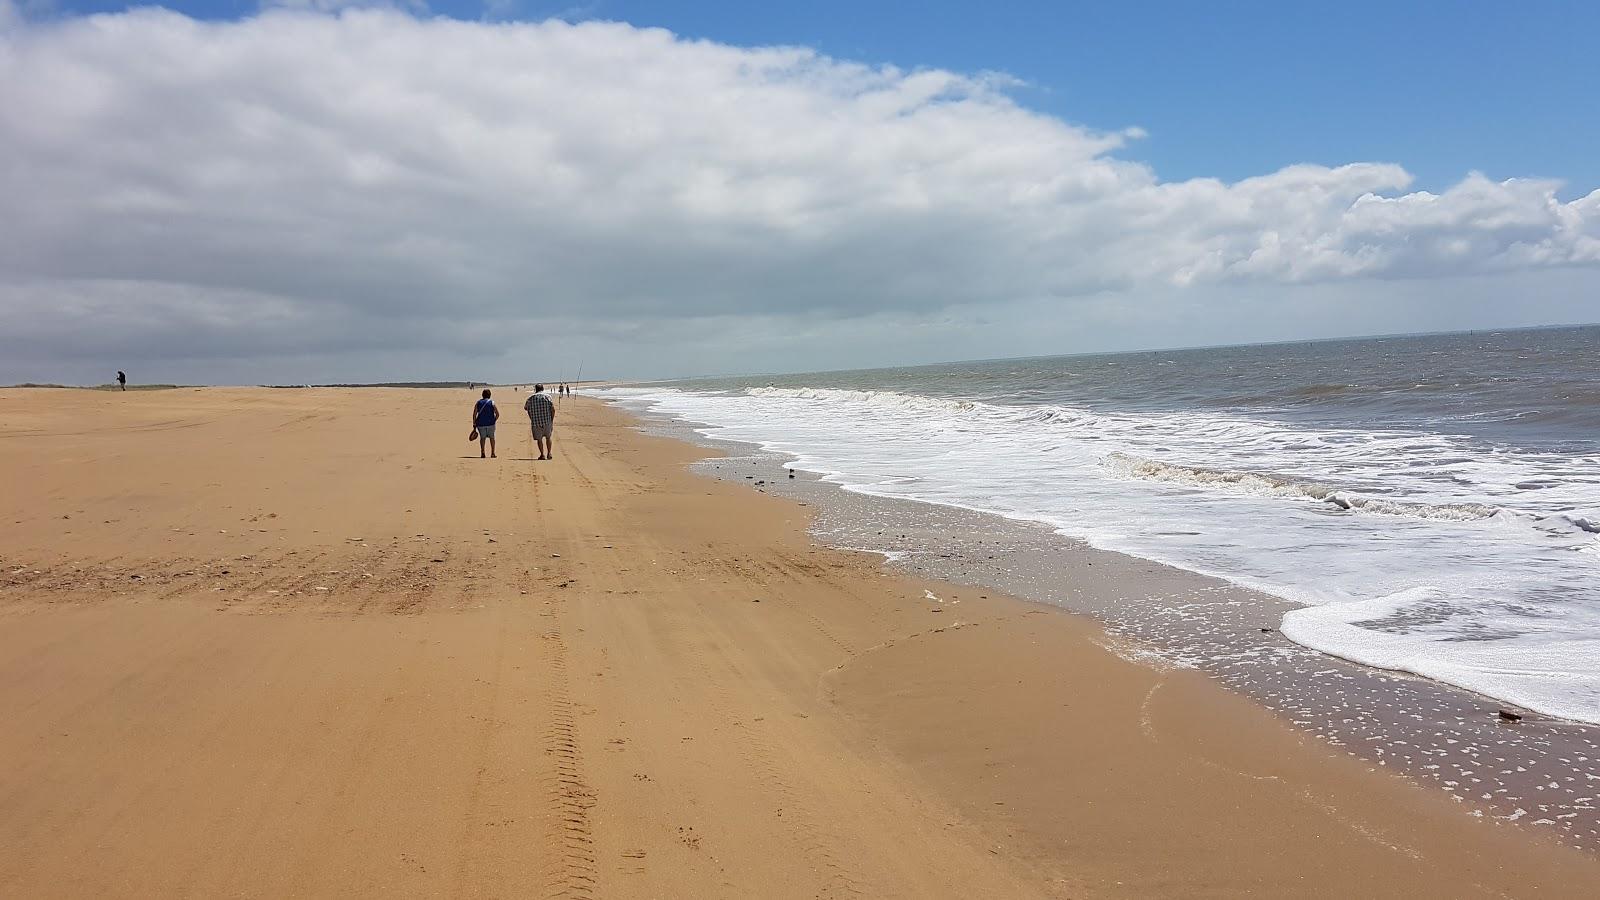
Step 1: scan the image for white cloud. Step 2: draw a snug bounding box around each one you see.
[0,8,1596,382]
[259,0,428,14]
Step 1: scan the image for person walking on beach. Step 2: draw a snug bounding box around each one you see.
[116,370,126,391]
[524,384,556,460]
[473,388,499,459]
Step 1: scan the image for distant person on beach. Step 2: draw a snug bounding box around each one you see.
[116,371,126,391]
[473,388,499,458]
[524,384,556,460]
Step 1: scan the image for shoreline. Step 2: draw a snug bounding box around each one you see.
[604,364,1600,730]
[610,391,1600,850]
[2,387,1598,896]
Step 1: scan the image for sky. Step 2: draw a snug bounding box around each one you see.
[1,0,1597,384]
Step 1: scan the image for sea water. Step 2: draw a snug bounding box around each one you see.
[603,326,1600,724]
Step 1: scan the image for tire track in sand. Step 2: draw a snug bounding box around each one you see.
[536,600,599,899]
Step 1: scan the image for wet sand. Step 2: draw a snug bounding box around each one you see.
[676,441,1600,852]
[2,387,1598,897]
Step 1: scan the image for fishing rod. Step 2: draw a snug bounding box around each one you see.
[557,358,582,406]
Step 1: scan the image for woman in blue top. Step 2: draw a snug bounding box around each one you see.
[473,388,500,458]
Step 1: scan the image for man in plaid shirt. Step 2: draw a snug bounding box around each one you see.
[523,384,557,460]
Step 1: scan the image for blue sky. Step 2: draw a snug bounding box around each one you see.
[4,0,1598,382]
[45,0,1600,195]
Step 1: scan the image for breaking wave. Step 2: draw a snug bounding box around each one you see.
[1103,453,1505,522]
[604,373,1600,723]
[747,386,977,414]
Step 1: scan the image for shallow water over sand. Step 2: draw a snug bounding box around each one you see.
[604,326,1600,724]
[615,409,1600,852]
[603,327,1600,850]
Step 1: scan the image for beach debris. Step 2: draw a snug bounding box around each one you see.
[1260,627,1274,633]
[752,598,762,603]
[1498,709,1523,722]
[550,553,561,558]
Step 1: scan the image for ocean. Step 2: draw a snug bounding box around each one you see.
[603,325,1600,725]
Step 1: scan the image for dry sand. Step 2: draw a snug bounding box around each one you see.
[1,386,1598,898]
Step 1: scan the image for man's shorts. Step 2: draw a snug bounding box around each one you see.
[531,422,553,440]
[477,424,497,439]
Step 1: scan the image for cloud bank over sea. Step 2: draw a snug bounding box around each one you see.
[2,7,1597,381]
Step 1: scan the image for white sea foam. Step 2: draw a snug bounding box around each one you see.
[1102,453,1509,522]
[604,385,1600,723]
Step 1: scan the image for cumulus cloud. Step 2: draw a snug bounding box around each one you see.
[258,0,429,14]
[0,8,1596,382]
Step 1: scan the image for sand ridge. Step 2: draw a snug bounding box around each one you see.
[1,387,1597,897]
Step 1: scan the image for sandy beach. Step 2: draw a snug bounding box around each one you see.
[3,387,1599,898]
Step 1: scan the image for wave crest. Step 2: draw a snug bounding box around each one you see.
[746,386,977,414]
[1103,452,1504,522]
